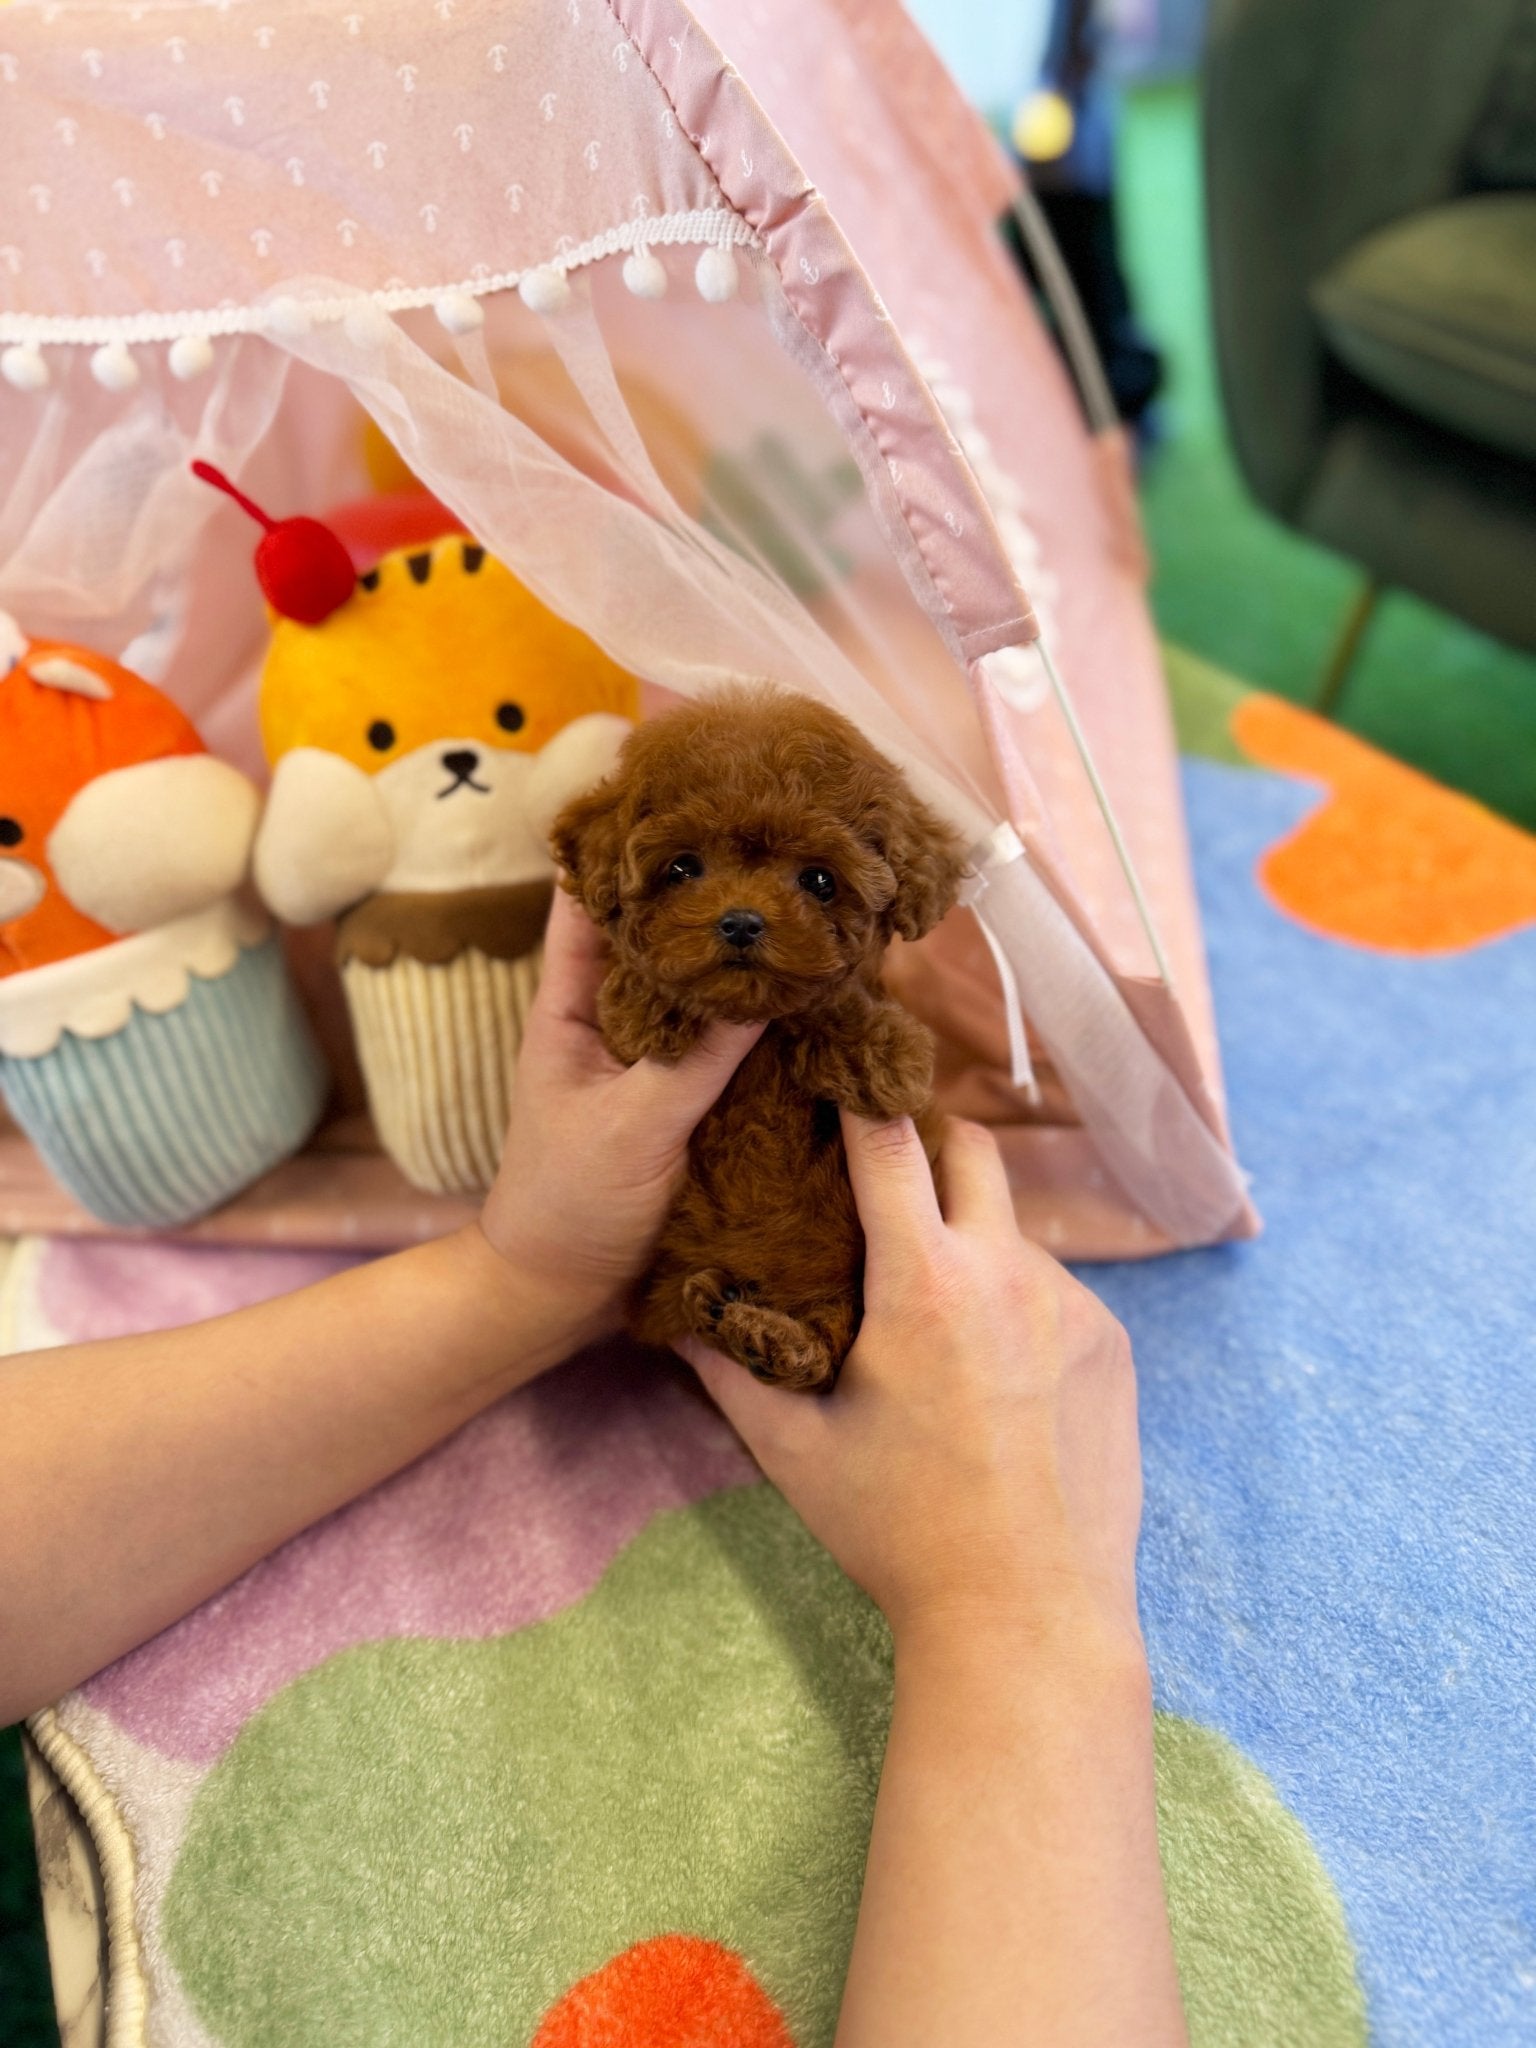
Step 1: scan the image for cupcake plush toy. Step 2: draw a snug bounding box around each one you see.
[195,465,638,1195]
[0,613,328,1228]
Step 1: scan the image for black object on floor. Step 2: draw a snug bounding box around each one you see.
[0,1725,55,2045]
[1003,187,1165,429]
[1005,0,1165,432]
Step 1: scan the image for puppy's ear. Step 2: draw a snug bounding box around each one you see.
[874,781,966,941]
[549,777,626,922]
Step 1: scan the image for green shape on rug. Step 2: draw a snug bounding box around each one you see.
[1155,1715,1367,2047]
[164,1484,1366,2048]
[1163,640,1254,769]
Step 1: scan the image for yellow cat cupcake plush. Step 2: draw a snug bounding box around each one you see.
[197,465,637,1194]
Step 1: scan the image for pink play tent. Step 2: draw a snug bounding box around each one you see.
[0,0,1255,1259]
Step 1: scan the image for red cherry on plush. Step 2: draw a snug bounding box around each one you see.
[190,460,357,625]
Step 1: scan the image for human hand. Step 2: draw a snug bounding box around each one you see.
[477,888,762,1361]
[677,1114,1145,1661]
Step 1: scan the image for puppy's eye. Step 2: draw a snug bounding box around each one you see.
[798,865,837,903]
[367,720,396,753]
[0,817,21,848]
[663,854,704,886]
[495,701,525,734]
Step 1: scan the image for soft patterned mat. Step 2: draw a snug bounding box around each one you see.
[18,653,1536,2045]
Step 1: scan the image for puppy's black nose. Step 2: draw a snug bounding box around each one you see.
[442,748,480,778]
[717,908,765,950]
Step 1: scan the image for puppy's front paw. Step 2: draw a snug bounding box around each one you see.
[680,1268,746,1342]
[827,1005,933,1121]
[840,1066,927,1121]
[598,972,701,1065]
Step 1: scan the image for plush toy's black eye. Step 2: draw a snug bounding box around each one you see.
[663,853,704,886]
[798,865,837,902]
[495,701,526,734]
[367,720,396,753]
[0,817,21,848]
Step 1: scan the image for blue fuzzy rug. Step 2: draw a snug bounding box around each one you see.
[1089,666,1536,2044]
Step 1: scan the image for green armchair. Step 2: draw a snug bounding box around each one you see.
[1203,0,1536,691]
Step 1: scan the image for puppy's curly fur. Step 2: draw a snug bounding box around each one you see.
[552,684,967,1391]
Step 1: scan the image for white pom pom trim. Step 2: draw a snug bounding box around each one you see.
[622,248,668,300]
[984,644,1050,714]
[90,341,139,391]
[694,247,739,303]
[1,345,49,393]
[168,334,215,382]
[434,290,485,335]
[518,265,571,315]
[264,296,313,339]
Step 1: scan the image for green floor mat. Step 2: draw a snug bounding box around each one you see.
[1120,79,1536,828]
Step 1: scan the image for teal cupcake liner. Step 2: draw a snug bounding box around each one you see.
[0,934,328,1230]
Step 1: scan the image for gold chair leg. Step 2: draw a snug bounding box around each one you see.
[1316,581,1381,718]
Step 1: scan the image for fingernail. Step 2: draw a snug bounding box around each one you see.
[713,1020,766,1049]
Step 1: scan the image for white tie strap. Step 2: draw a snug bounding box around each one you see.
[959,821,1039,1101]
[960,820,1251,1246]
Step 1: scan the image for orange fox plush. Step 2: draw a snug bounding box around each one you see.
[0,628,231,976]
[0,614,326,1228]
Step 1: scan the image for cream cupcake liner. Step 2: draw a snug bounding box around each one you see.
[342,945,542,1195]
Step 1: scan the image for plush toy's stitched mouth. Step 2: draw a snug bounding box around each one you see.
[436,772,492,799]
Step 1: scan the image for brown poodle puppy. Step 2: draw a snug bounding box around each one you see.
[551,684,967,1391]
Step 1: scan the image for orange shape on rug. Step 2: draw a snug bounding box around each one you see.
[1232,693,1536,953]
[532,1934,795,2048]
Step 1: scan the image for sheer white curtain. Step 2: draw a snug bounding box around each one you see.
[0,263,1250,1245]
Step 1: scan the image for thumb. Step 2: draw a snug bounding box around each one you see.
[675,1334,811,1461]
[624,1019,763,1134]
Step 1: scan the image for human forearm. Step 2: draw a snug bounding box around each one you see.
[0,886,762,1728]
[685,1117,1180,2042]
[0,1225,577,1724]
[836,1606,1187,2048]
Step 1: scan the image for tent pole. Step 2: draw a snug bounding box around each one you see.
[1007,184,1120,436]
[1037,637,1174,989]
